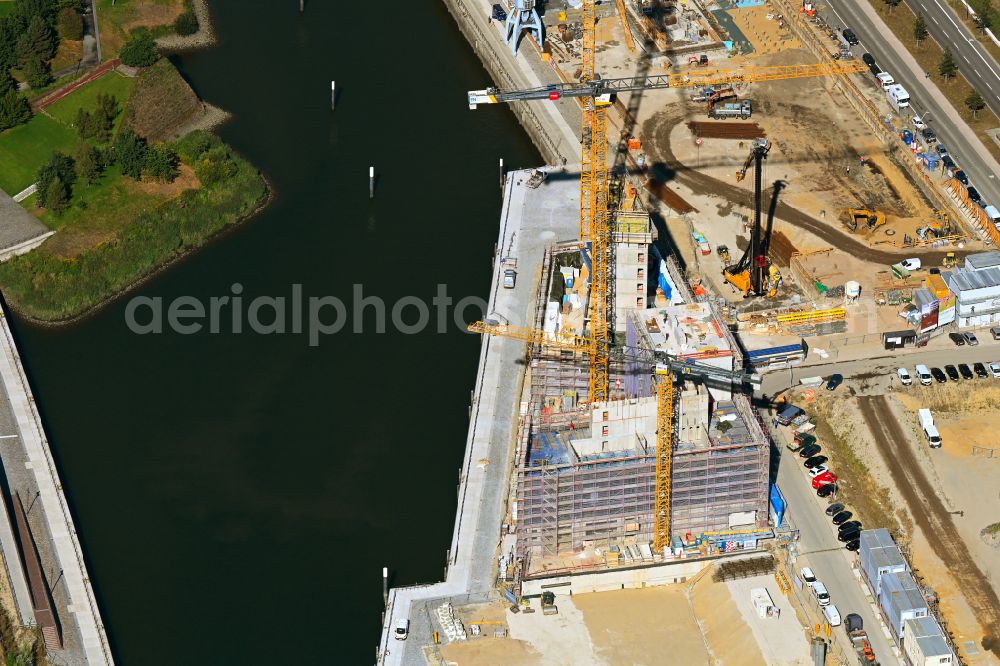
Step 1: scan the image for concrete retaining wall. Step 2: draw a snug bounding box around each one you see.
[441,0,566,164]
[522,559,711,596]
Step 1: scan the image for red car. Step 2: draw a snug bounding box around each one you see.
[812,472,838,489]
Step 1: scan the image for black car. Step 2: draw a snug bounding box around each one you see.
[937,144,949,157]
[825,502,845,516]
[838,520,862,533]
[931,367,947,383]
[843,28,859,44]
[799,444,821,458]
[955,170,969,186]
[803,455,828,468]
[491,3,507,21]
[826,373,844,391]
[945,364,960,381]
[832,510,854,525]
[845,539,861,551]
[922,128,937,144]
[949,332,966,346]
[817,483,838,498]
[862,53,876,66]
[967,186,983,207]
[942,155,956,170]
[974,362,988,378]
[845,613,864,633]
[839,527,861,542]
[959,363,974,380]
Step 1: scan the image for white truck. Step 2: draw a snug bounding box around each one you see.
[886,84,910,113]
[876,72,895,90]
[919,408,942,448]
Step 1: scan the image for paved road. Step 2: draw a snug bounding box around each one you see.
[820,0,1000,208]
[900,0,1000,121]
[770,417,901,665]
[760,336,1000,394]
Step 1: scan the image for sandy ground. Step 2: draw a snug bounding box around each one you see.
[725,575,811,665]
[730,5,800,55]
[447,570,803,665]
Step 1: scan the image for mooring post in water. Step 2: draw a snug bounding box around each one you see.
[369,167,375,199]
[331,81,336,110]
[299,0,304,12]
[499,157,505,191]
[382,566,389,607]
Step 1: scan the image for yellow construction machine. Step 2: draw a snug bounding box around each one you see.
[845,209,886,232]
[942,252,957,268]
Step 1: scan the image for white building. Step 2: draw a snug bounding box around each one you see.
[943,267,1000,328]
[902,616,953,666]
[613,212,655,331]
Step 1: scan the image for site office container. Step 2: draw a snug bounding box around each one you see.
[902,616,954,666]
[860,529,908,596]
[878,571,928,642]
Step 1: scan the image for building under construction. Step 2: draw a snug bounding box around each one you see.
[513,236,771,567]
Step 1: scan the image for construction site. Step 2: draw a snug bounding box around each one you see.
[378,0,1000,662]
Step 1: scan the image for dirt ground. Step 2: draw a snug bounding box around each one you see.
[729,5,800,55]
[443,567,804,665]
[859,394,1000,662]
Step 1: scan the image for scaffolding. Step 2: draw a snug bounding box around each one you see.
[514,244,770,563]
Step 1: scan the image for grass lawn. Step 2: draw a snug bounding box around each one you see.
[95,0,185,57]
[0,115,78,195]
[32,164,166,257]
[872,0,1000,164]
[0,2,16,19]
[45,71,135,133]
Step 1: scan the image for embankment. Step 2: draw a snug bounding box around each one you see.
[441,0,566,165]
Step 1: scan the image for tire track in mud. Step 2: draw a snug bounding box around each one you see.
[643,110,969,266]
[859,395,1000,658]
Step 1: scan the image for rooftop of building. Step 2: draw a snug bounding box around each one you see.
[965,250,1000,271]
[677,398,756,452]
[944,266,1000,293]
[525,428,652,468]
[633,303,733,360]
[904,616,951,657]
[881,571,927,610]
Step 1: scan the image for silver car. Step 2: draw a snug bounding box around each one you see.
[963,332,979,346]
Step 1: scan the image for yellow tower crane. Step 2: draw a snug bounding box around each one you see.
[468,320,759,554]
[468,57,866,403]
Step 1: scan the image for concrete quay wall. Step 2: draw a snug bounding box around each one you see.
[0,308,113,665]
[441,0,574,166]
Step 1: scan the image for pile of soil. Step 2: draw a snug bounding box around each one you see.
[124,59,203,142]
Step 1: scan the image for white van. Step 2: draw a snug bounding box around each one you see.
[800,567,817,584]
[915,364,933,386]
[823,603,842,627]
[394,618,410,640]
[811,581,831,606]
[924,424,942,448]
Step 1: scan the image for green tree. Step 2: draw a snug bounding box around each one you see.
[22,56,51,89]
[113,129,149,179]
[36,151,75,207]
[143,145,179,182]
[971,0,995,32]
[74,107,92,138]
[884,0,902,12]
[194,147,237,185]
[0,68,16,95]
[966,90,986,118]
[0,88,32,131]
[173,10,198,36]
[43,176,68,215]
[914,13,928,42]
[14,0,57,23]
[75,142,103,184]
[16,15,56,65]
[56,6,82,40]
[95,92,118,134]
[0,18,22,74]
[118,30,158,68]
[939,48,957,80]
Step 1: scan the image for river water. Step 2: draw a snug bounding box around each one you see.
[8,2,539,663]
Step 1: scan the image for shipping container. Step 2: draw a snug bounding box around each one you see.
[860,529,908,596]
[879,571,928,641]
[902,616,954,666]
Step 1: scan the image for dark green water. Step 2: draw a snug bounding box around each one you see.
[7,2,539,663]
